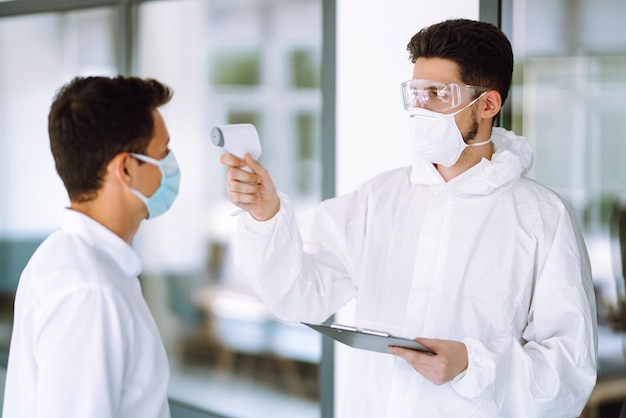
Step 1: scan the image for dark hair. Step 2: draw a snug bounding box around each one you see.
[407,19,513,105]
[48,75,173,202]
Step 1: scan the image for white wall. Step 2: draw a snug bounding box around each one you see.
[334,1,479,415]
[335,0,479,195]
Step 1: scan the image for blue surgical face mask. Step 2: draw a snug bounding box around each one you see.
[129,151,181,219]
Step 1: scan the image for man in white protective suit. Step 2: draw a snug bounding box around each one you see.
[220,19,597,418]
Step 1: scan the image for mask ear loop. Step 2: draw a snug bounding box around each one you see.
[450,91,488,117]
[466,137,492,147]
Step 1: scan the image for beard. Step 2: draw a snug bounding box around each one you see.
[462,106,480,144]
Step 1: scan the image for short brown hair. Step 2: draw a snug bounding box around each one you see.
[48,76,173,202]
[407,19,513,105]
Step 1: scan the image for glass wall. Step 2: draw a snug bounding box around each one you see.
[1,1,526,417]
[0,5,118,344]
[0,1,322,417]
[508,0,626,322]
[132,1,323,416]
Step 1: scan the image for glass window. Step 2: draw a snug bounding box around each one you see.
[509,0,626,325]
[134,0,322,416]
[0,1,323,417]
[0,5,117,339]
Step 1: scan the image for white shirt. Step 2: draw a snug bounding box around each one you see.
[3,210,170,418]
[235,128,598,418]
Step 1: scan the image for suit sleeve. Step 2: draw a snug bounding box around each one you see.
[234,192,360,323]
[451,203,598,417]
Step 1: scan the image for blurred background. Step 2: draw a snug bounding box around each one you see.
[0,0,624,417]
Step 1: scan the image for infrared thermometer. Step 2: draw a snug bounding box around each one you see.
[211,123,263,215]
[211,123,262,172]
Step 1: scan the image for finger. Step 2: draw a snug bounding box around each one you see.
[226,190,261,206]
[389,347,447,385]
[388,346,428,361]
[227,166,261,185]
[244,153,267,174]
[220,152,246,168]
[414,338,438,352]
[226,179,262,197]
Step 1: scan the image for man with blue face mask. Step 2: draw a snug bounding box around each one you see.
[3,76,179,418]
[221,18,597,418]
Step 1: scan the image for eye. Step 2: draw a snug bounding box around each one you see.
[436,85,451,99]
[425,87,439,98]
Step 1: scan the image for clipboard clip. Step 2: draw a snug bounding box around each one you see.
[330,324,357,332]
[330,323,390,337]
[362,329,390,337]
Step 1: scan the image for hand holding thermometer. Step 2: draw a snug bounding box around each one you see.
[211,123,262,215]
[211,123,262,171]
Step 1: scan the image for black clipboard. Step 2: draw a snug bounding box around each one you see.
[303,323,435,355]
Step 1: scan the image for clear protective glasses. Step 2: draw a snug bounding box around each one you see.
[401,79,488,113]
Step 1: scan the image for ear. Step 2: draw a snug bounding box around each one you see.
[479,90,502,120]
[107,152,134,186]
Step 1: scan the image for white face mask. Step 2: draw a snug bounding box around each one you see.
[409,94,490,167]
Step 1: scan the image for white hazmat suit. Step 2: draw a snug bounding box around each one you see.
[235,127,597,417]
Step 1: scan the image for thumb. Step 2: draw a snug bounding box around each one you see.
[414,338,438,353]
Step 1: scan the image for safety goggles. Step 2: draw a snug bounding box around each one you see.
[401,79,488,113]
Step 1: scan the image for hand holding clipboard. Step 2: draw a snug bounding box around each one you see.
[303,323,435,355]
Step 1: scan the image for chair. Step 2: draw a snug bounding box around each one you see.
[581,203,626,418]
[610,203,626,325]
[617,207,626,294]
